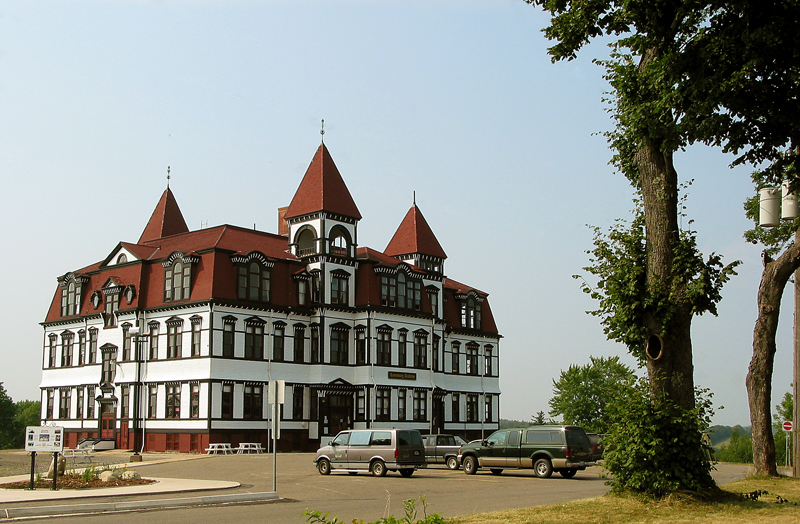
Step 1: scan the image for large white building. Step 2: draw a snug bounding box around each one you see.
[40,144,501,452]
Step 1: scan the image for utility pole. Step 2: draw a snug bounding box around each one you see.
[794,231,799,477]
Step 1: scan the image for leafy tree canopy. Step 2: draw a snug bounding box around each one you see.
[549,355,635,433]
[0,383,17,449]
[576,197,739,363]
[529,0,800,182]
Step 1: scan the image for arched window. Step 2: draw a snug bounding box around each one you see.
[165,261,192,301]
[329,227,351,256]
[61,280,82,317]
[331,234,348,255]
[238,261,271,302]
[461,296,482,329]
[296,228,317,256]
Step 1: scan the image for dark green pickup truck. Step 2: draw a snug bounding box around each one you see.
[458,425,595,478]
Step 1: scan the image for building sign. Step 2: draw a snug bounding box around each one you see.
[388,372,417,380]
[25,426,64,453]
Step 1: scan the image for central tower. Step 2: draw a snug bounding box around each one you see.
[285,143,361,306]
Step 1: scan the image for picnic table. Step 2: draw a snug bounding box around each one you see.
[236,442,265,454]
[61,448,96,465]
[205,443,234,455]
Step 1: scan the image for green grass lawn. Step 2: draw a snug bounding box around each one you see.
[448,476,800,524]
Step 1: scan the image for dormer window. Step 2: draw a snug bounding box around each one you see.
[232,253,274,303]
[60,274,86,317]
[163,252,198,303]
[297,279,308,306]
[460,295,482,330]
[102,285,121,327]
[381,276,397,307]
[379,269,421,311]
[61,281,79,316]
[238,262,271,302]
[165,261,191,301]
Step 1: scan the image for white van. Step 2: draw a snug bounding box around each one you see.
[314,429,426,477]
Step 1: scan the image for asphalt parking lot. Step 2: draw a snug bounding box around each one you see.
[2,453,750,523]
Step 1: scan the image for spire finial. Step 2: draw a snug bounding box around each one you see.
[320,119,325,144]
[166,166,171,189]
[413,191,416,206]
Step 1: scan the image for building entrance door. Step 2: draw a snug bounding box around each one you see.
[327,394,352,436]
[100,402,116,439]
[432,397,444,434]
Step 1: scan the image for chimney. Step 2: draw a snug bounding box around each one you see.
[278,206,289,236]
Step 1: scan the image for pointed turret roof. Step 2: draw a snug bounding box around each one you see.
[385,204,447,259]
[138,188,190,243]
[285,144,362,220]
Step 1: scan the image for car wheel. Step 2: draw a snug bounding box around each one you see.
[534,458,553,478]
[370,460,387,477]
[399,469,414,477]
[560,469,577,478]
[446,456,459,470]
[490,469,503,475]
[317,459,331,475]
[462,455,478,475]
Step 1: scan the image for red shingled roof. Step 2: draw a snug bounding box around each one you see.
[385,204,447,259]
[138,188,190,243]
[285,144,362,220]
[139,225,297,261]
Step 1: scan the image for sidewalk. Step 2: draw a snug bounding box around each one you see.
[0,453,278,519]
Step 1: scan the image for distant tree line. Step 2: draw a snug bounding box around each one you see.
[0,382,41,449]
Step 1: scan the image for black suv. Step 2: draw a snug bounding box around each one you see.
[458,425,595,478]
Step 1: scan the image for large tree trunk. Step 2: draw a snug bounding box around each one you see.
[636,141,696,410]
[747,241,800,476]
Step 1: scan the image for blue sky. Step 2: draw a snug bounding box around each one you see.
[0,0,788,427]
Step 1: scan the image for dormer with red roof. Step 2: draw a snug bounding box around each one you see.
[385,203,446,274]
[285,144,360,261]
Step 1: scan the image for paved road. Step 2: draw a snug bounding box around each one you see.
[12,455,750,523]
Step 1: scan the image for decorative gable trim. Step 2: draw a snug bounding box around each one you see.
[230,251,275,268]
[102,279,123,296]
[59,272,89,287]
[454,290,484,302]
[162,252,200,268]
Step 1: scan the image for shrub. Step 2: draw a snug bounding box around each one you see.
[603,379,716,498]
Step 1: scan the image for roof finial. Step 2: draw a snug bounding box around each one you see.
[320,119,325,144]
[413,191,416,206]
[166,166,171,189]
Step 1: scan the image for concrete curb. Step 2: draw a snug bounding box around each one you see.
[2,491,280,519]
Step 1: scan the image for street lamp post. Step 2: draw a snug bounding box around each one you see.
[129,326,145,462]
[760,185,799,476]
